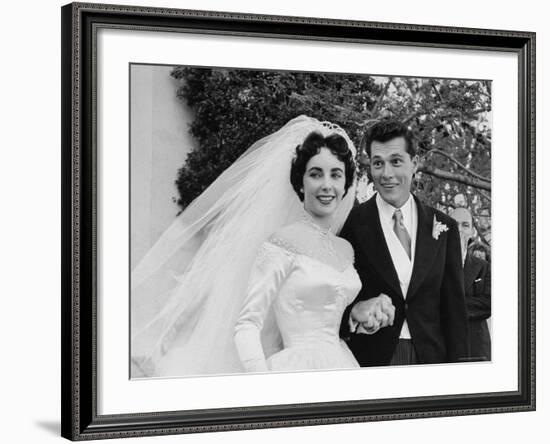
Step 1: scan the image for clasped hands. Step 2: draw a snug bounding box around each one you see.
[351,294,395,335]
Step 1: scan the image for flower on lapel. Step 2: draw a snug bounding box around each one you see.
[432,215,449,240]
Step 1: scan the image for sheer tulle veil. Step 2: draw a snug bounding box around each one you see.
[131,115,357,377]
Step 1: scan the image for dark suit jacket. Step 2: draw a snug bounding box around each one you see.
[340,194,469,366]
[463,255,491,360]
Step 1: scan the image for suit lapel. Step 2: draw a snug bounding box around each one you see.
[406,197,441,300]
[463,255,481,288]
[356,197,403,298]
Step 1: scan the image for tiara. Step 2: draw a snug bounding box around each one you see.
[320,121,356,155]
[320,121,346,135]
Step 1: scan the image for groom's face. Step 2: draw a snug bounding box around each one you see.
[370,136,418,208]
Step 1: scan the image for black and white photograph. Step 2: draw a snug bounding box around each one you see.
[130,64,493,378]
[56,1,537,441]
[2,0,546,442]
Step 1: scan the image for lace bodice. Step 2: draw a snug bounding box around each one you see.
[266,234,354,273]
[234,240,361,372]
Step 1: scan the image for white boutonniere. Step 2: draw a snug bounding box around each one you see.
[432,215,449,240]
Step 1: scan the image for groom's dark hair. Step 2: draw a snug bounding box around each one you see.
[361,119,416,159]
[290,131,355,202]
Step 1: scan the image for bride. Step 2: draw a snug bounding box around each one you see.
[234,130,361,372]
[131,115,360,377]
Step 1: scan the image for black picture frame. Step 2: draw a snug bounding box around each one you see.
[61,2,536,440]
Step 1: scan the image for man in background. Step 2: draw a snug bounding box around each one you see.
[450,207,491,361]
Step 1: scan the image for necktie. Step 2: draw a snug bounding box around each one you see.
[393,209,411,259]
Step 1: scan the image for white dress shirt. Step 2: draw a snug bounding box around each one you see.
[375,193,418,339]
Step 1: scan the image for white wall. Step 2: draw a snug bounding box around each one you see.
[0,1,546,444]
[130,64,195,267]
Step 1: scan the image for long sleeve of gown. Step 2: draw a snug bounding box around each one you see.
[234,242,293,372]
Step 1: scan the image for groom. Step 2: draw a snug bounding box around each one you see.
[340,119,469,366]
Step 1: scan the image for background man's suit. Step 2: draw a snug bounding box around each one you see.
[340,194,469,366]
[463,254,491,360]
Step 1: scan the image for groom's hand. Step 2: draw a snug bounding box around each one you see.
[377,294,395,325]
[351,294,395,334]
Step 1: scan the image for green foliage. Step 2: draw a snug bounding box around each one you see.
[170,68,491,245]
[170,67,381,208]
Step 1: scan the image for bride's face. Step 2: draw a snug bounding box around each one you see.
[302,147,346,221]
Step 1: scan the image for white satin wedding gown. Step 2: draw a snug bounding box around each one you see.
[234,236,361,372]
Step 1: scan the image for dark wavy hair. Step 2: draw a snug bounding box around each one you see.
[290,131,355,202]
[361,119,416,158]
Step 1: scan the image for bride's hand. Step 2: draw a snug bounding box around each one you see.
[356,314,381,335]
[351,295,395,334]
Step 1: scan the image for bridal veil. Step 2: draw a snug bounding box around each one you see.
[131,115,357,377]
